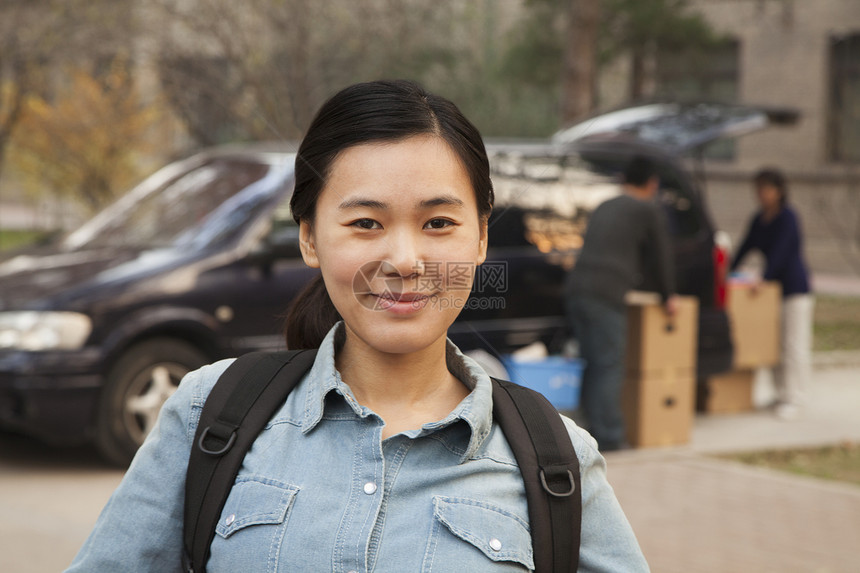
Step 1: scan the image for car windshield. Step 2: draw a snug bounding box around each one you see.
[64,157,290,251]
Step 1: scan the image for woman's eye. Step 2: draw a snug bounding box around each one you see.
[351,218,381,230]
[425,218,454,230]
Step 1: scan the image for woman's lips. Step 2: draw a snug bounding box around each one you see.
[372,292,433,313]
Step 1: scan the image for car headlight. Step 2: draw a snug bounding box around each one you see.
[0,312,93,351]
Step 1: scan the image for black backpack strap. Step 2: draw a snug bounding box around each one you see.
[491,377,582,573]
[182,349,317,573]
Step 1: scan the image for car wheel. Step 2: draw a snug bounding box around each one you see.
[96,338,209,466]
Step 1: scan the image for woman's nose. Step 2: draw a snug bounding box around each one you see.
[384,231,423,278]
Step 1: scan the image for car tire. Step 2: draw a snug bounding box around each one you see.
[96,338,209,466]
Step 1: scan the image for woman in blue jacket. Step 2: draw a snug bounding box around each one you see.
[65,81,648,572]
[731,168,813,419]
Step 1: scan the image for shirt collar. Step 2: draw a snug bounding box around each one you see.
[300,322,494,462]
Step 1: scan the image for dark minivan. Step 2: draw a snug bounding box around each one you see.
[0,103,794,464]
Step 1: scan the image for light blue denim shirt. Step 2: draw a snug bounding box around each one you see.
[67,323,648,572]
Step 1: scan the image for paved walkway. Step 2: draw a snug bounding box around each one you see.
[609,451,860,573]
[813,272,860,297]
[605,364,860,573]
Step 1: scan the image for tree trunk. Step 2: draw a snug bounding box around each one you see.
[0,62,28,183]
[561,0,600,125]
[630,42,657,101]
[284,0,313,134]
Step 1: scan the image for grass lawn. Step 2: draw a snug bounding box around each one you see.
[723,443,860,487]
[0,229,49,252]
[813,295,860,352]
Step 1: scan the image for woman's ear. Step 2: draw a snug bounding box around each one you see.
[299,220,320,268]
[476,216,489,266]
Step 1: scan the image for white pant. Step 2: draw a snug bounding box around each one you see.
[773,294,814,406]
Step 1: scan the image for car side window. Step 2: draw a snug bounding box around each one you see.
[269,199,298,235]
[256,197,302,258]
[65,159,273,250]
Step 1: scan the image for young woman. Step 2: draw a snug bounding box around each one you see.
[731,168,813,420]
[65,80,648,572]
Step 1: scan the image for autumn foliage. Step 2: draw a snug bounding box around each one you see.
[9,59,172,212]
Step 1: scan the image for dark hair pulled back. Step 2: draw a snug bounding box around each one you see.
[285,80,494,349]
[753,167,788,206]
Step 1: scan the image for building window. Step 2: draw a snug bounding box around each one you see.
[830,34,860,163]
[655,39,740,160]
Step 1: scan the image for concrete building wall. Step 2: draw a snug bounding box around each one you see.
[692,0,860,171]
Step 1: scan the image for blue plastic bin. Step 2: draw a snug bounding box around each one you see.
[501,356,583,411]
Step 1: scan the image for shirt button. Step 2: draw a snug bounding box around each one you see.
[489,538,503,552]
[363,482,378,495]
[224,514,236,526]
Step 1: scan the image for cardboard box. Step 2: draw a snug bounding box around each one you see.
[622,367,695,447]
[705,369,755,414]
[625,293,699,373]
[728,281,781,368]
[621,294,699,447]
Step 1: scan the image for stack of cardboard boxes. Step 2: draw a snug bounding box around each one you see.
[622,294,699,447]
[705,281,781,413]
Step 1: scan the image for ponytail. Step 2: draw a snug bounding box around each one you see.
[285,275,341,349]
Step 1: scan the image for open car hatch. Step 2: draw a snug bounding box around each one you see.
[551,102,799,151]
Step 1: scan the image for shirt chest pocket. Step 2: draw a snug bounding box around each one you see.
[209,476,300,572]
[215,476,299,538]
[424,496,534,573]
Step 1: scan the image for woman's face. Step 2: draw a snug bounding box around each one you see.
[756,182,782,212]
[299,135,488,355]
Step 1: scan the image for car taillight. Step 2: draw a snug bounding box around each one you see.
[713,243,728,309]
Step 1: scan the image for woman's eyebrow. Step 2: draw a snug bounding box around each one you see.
[338,195,465,210]
[419,195,465,208]
[338,198,388,210]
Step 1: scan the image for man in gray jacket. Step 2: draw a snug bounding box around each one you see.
[566,155,677,451]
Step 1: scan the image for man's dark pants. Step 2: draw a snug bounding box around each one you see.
[566,294,627,451]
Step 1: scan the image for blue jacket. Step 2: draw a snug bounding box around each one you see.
[66,323,648,572]
[731,206,811,296]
